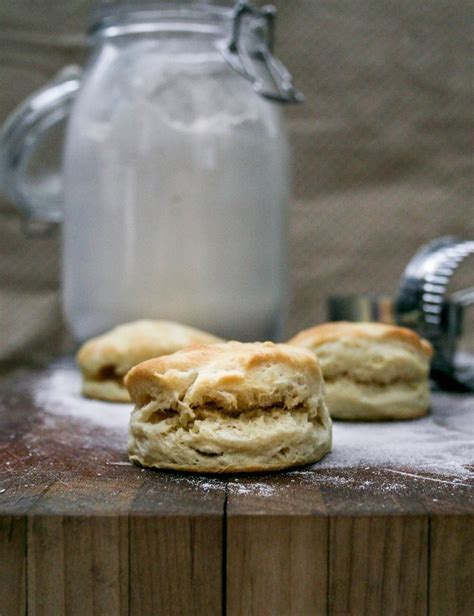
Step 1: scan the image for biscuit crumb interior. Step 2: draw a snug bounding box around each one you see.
[126,341,332,472]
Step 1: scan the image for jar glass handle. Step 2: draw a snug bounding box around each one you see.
[0,65,82,227]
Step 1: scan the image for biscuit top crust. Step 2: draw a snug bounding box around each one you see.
[288,322,433,358]
[124,341,323,411]
[77,320,224,378]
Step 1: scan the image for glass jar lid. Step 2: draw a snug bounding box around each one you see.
[89,1,233,39]
[89,1,303,103]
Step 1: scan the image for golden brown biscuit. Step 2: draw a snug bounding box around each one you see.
[77,320,224,402]
[288,322,432,420]
[125,341,332,473]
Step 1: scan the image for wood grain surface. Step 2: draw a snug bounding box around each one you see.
[0,362,473,616]
[328,515,428,616]
[429,515,474,616]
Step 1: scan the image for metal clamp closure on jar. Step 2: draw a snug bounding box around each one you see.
[220,1,304,103]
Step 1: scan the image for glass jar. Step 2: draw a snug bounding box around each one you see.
[0,1,302,342]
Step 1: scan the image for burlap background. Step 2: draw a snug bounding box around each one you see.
[1,0,472,362]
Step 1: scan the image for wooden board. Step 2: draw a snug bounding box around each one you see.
[0,361,473,616]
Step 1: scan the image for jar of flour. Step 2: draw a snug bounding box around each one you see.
[0,1,302,341]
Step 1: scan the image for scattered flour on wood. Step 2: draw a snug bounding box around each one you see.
[33,365,473,482]
[164,475,225,493]
[314,396,474,479]
[34,366,131,432]
[227,481,276,497]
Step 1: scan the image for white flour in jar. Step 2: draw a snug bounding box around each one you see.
[63,40,289,342]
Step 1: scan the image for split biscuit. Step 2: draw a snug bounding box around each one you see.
[288,322,432,420]
[125,341,332,473]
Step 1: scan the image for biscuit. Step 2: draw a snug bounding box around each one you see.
[125,341,332,473]
[288,322,432,420]
[77,320,224,402]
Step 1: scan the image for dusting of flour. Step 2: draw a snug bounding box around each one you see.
[34,365,131,431]
[316,397,474,479]
[33,365,473,481]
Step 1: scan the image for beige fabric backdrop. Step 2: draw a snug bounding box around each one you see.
[0,0,472,362]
